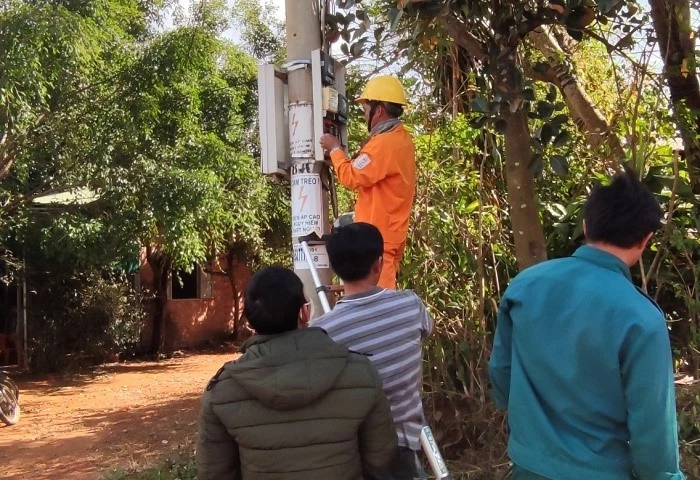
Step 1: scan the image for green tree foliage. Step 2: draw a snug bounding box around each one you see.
[327,0,699,472]
[328,0,673,270]
[649,0,700,195]
[0,0,279,354]
[231,0,286,63]
[0,0,150,237]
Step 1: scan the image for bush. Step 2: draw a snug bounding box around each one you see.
[27,269,143,372]
[677,383,700,477]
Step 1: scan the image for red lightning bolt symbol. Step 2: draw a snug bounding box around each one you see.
[291,114,299,136]
[297,186,309,212]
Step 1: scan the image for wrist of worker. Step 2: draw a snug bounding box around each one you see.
[329,146,347,163]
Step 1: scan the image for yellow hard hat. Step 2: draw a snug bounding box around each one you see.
[357,75,408,106]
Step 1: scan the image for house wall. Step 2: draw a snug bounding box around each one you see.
[140,257,252,350]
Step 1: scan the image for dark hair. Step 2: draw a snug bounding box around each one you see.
[327,222,383,282]
[368,101,403,119]
[382,101,403,118]
[243,266,305,335]
[584,172,662,248]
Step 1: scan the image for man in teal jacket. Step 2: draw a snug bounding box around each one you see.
[489,172,685,480]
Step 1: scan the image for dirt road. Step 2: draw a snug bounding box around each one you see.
[0,352,236,479]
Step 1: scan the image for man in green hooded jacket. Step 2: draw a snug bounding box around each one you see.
[196,266,398,480]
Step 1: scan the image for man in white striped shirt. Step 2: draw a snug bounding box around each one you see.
[313,222,433,480]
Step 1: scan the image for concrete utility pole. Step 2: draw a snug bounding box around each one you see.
[285,0,332,318]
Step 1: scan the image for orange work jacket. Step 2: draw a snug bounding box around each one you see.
[330,124,416,244]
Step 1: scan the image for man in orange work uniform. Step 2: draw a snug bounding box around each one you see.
[319,75,416,290]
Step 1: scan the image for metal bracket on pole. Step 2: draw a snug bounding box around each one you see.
[282,59,312,72]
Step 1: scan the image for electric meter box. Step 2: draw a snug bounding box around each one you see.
[319,51,336,85]
[257,64,289,176]
[258,51,347,172]
[322,87,338,113]
[312,50,348,162]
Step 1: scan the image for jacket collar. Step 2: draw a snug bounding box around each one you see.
[240,327,328,353]
[572,245,632,282]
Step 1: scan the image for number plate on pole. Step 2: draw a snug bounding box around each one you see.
[293,244,329,270]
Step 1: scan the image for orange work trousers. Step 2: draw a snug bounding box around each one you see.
[378,241,406,290]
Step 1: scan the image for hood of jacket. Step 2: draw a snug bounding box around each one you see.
[224,327,351,411]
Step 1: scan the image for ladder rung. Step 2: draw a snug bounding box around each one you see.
[301,240,326,246]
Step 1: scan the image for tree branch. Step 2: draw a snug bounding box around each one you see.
[647,151,680,290]
[528,26,624,168]
[522,60,558,84]
[443,15,487,61]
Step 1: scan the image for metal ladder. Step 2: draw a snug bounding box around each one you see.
[298,234,453,480]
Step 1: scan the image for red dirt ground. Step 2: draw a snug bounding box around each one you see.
[0,352,237,480]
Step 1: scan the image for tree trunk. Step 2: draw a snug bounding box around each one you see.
[0,155,15,182]
[443,13,548,269]
[528,26,624,169]
[503,108,548,269]
[226,250,241,336]
[223,248,253,342]
[0,129,19,182]
[224,251,242,340]
[649,0,700,194]
[0,113,47,182]
[147,249,171,355]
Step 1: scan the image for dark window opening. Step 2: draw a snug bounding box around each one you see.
[172,268,198,299]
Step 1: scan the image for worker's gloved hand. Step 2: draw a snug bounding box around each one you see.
[333,212,355,230]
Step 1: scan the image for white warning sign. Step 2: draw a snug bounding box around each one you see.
[293,244,329,270]
[289,103,314,158]
[291,173,323,237]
